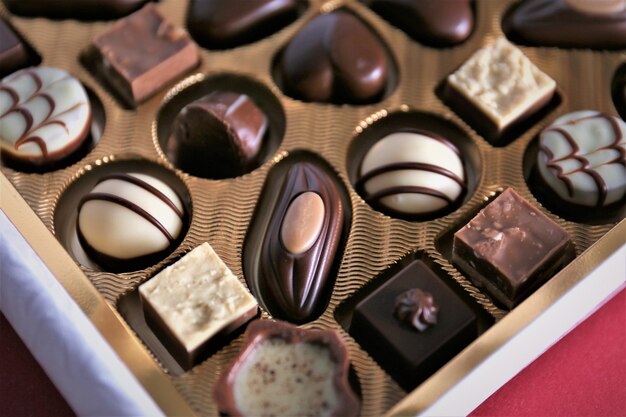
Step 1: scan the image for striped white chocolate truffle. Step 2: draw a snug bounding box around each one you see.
[78,172,185,261]
[0,67,91,164]
[358,131,466,216]
[537,110,626,207]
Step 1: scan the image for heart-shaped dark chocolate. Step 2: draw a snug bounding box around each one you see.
[364,0,474,47]
[274,10,393,104]
[187,0,302,49]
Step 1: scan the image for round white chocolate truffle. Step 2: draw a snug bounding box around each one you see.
[537,110,626,207]
[358,131,466,216]
[0,66,91,165]
[77,172,185,264]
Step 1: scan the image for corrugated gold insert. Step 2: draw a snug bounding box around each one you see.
[1,0,624,416]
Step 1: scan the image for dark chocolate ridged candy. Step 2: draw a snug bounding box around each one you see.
[364,0,474,47]
[275,10,391,104]
[503,0,626,50]
[167,91,268,179]
[187,0,301,49]
[244,160,345,323]
[3,0,155,20]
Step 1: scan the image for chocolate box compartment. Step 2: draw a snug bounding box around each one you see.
[1,0,625,416]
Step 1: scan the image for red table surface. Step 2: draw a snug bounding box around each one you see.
[1,288,624,417]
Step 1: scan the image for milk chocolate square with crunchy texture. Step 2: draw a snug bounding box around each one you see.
[444,38,556,144]
[139,242,258,369]
[452,188,575,309]
[85,4,199,107]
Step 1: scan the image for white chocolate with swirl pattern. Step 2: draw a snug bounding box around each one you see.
[537,110,626,207]
[0,66,91,165]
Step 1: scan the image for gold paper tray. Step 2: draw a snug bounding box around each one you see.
[1,0,625,415]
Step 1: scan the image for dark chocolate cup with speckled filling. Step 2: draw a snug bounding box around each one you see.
[348,109,481,221]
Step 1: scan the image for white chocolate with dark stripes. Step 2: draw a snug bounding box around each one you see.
[358,131,466,216]
[0,66,91,164]
[538,110,626,207]
[77,173,184,261]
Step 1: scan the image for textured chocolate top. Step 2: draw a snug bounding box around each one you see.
[366,0,474,47]
[454,188,572,285]
[503,0,626,50]
[3,0,154,20]
[276,9,390,104]
[187,0,301,49]
[214,320,359,417]
[92,5,196,81]
[394,288,439,332]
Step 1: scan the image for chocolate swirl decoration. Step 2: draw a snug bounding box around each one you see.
[0,67,91,163]
[394,288,439,332]
[538,111,626,207]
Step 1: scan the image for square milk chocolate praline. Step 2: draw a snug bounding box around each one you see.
[349,259,477,391]
[452,188,575,309]
[85,4,199,107]
[139,242,258,370]
[444,37,556,144]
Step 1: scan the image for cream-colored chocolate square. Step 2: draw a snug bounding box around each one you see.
[139,242,257,353]
[447,38,556,129]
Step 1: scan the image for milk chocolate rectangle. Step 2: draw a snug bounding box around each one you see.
[83,4,199,108]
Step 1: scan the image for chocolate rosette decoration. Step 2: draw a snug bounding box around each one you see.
[394,288,439,332]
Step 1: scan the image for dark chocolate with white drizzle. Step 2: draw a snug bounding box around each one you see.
[244,158,346,323]
[537,111,626,207]
[77,172,186,272]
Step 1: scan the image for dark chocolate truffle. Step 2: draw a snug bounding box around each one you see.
[275,10,391,104]
[77,172,186,272]
[167,91,268,179]
[452,188,575,309]
[244,159,347,323]
[214,320,360,417]
[0,67,92,169]
[187,0,301,49]
[503,0,626,50]
[349,259,476,391]
[83,4,199,108]
[365,0,474,47]
[3,0,155,20]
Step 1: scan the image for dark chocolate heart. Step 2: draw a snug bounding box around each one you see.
[364,0,474,47]
[502,0,626,50]
[274,10,393,105]
[187,0,302,49]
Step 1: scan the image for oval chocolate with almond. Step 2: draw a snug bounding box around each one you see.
[243,155,349,323]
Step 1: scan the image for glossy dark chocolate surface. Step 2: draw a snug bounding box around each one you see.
[275,10,392,104]
[187,0,301,49]
[365,0,474,47]
[0,19,34,77]
[503,0,626,50]
[243,156,349,323]
[350,260,476,391]
[613,63,626,121]
[3,0,154,20]
[453,188,575,309]
[83,4,199,108]
[168,91,268,179]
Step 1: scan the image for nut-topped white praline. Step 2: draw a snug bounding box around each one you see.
[357,131,466,217]
[537,110,626,207]
[0,66,91,166]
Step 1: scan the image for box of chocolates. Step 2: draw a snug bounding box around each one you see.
[1,0,625,415]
